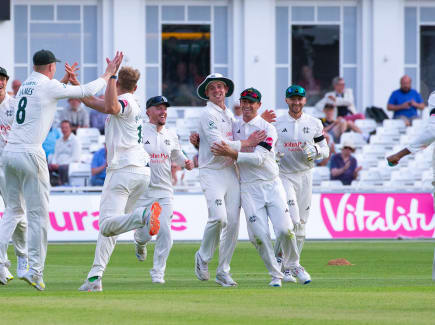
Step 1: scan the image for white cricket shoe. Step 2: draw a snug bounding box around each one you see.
[194,251,209,281]
[22,270,45,291]
[291,266,311,284]
[269,277,282,287]
[78,277,103,292]
[151,274,165,284]
[135,242,147,262]
[17,256,28,279]
[215,273,237,287]
[283,269,297,283]
[0,265,12,285]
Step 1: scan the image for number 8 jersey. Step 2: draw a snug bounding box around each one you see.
[104,92,150,171]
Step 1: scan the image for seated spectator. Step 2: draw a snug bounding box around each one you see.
[320,102,362,143]
[12,79,21,96]
[330,140,362,185]
[90,144,107,186]
[42,126,61,160]
[387,75,425,126]
[233,102,242,121]
[48,120,81,186]
[316,77,364,121]
[60,98,90,133]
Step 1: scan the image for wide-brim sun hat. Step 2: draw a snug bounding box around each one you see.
[342,139,356,151]
[197,73,234,100]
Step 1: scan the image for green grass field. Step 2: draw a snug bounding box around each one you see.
[1,241,435,325]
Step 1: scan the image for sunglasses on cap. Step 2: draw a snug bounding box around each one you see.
[241,90,259,98]
[146,96,170,109]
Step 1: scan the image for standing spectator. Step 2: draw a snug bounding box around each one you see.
[330,140,362,185]
[90,144,107,186]
[48,120,81,186]
[60,98,90,133]
[89,96,107,134]
[11,79,21,96]
[316,77,364,121]
[387,75,425,126]
[42,126,61,160]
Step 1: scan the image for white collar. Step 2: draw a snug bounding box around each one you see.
[241,114,261,127]
[145,121,166,134]
[286,112,305,122]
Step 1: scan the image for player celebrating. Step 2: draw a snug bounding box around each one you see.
[77,65,161,292]
[274,85,329,281]
[194,73,266,286]
[133,95,194,284]
[0,67,28,285]
[0,49,120,291]
[211,88,311,287]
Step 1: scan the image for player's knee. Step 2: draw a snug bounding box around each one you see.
[99,221,114,237]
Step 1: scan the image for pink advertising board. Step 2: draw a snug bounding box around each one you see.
[319,193,435,239]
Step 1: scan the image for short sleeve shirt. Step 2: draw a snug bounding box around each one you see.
[388,88,423,119]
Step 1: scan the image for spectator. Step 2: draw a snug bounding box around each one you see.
[42,126,61,160]
[298,65,321,103]
[11,79,21,96]
[316,77,364,121]
[233,102,242,121]
[387,75,425,126]
[90,144,107,186]
[320,102,362,143]
[60,98,90,133]
[330,140,362,185]
[48,120,81,186]
[89,96,107,134]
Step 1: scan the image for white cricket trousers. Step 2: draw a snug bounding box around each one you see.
[241,178,300,279]
[0,161,27,266]
[1,151,49,275]
[198,166,241,275]
[87,167,150,279]
[279,169,313,253]
[134,196,173,278]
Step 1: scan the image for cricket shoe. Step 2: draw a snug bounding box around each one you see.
[269,277,282,287]
[17,256,29,279]
[151,273,165,284]
[78,277,103,292]
[135,242,147,262]
[21,270,46,291]
[215,273,237,287]
[0,264,13,285]
[291,266,311,284]
[194,251,209,281]
[283,269,297,283]
[143,202,161,236]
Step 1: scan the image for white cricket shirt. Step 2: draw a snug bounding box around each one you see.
[142,122,186,197]
[234,115,279,184]
[275,112,329,174]
[407,114,435,153]
[104,92,150,171]
[5,71,106,157]
[0,93,15,154]
[198,101,241,170]
[52,133,81,165]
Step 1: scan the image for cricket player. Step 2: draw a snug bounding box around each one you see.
[211,88,311,287]
[133,95,194,284]
[386,94,435,281]
[274,85,329,276]
[0,49,120,291]
[195,73,266,287]
[78,65,161,292]
[0,67,28,285]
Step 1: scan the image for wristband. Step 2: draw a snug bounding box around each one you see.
[110,75,117,80]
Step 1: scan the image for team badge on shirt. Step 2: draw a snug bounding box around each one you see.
[208,121,217,129]
[164,139,170,146]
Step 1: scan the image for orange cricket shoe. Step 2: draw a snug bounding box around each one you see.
[148,202,161,236]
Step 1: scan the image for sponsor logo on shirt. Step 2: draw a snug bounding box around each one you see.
[282,128,287,132]
[215,199,223,206]
[149,153,169,164]
[283,141,303,152]
[145,140,150,144]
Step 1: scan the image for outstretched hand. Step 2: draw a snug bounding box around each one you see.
[261,109,276,124]
[105,51,124,76]
[66,62,80,86]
